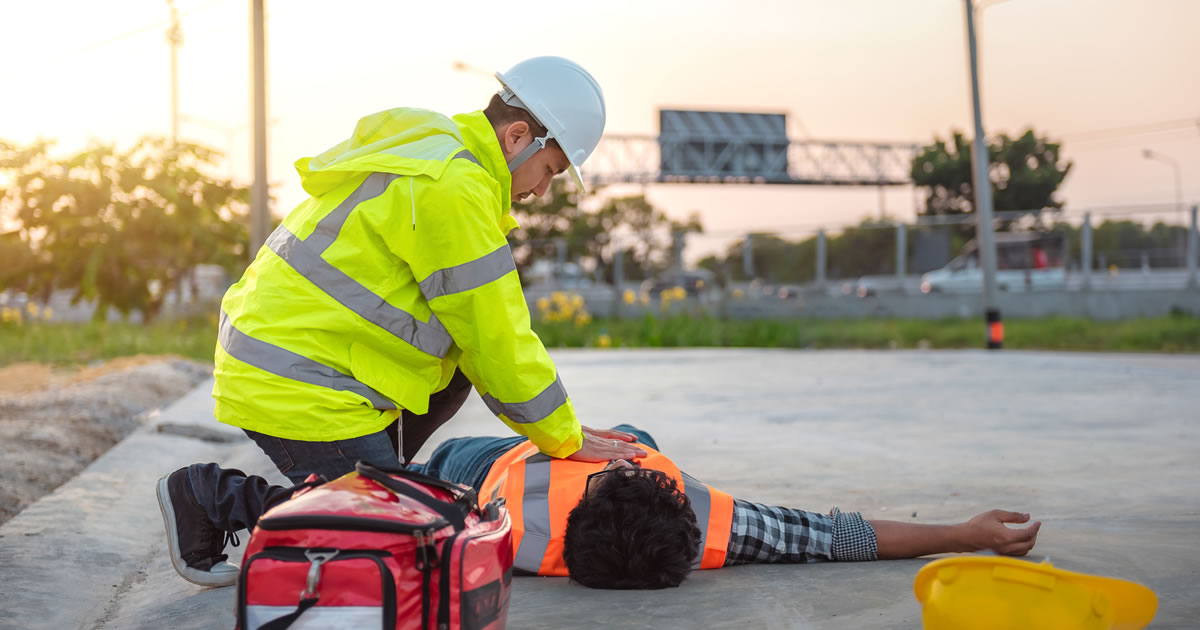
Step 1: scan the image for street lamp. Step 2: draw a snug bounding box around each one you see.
[451,60,493,79]
[1142,148,1184,230]
[963,0,1002,349]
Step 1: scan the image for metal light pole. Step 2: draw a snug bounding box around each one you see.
[166,0,182,144]
[249,0,270,258]
[1142,149,1184,264]
[963,0,1002,349]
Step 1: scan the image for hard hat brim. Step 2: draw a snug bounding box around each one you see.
[567,163,587,194]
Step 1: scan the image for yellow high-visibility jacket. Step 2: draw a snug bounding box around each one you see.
[213,108,583,458]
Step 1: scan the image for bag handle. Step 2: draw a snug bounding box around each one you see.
[258,597,317,630]
[355,461,469,531]
[356,460,479,514]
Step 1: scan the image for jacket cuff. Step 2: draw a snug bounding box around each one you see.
[540,428,584,459]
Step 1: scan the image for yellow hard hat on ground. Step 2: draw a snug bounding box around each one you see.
[913,556,1157,630]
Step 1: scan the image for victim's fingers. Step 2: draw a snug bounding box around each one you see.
[993,510,1031,524]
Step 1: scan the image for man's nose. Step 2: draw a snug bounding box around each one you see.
[532,175,552,198]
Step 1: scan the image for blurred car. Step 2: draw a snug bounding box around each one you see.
[641,269,714,298]
[920,233,1068,294]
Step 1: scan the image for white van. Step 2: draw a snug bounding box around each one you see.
[920,232,1068,293]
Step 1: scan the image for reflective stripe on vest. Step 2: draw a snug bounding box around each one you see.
[478,442,734,575]
[480,374,568,424]
[218,311,396,409]
[418,244,517,300]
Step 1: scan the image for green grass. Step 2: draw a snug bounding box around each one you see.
[0,314,220,366]
[534,313,1200,353]
[2,313,1197,367]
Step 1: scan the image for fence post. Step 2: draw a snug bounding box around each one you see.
[896,222,907,293]
[742,234,754,279]
[816,229,827,288]
[1188,205,1198,289]
[1081,212,1093,291]
[613,248,625,319]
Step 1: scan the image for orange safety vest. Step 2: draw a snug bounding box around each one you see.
[478,441,734,576]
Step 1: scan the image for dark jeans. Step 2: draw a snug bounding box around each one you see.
[244,369,474,484]
[186,369,472,532]
[187,424,657,533]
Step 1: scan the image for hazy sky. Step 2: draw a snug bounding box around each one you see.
[4,0,1198,259]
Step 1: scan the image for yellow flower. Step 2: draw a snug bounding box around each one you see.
[672,286,687,300]
[574,312,592,327]
[732,288,745,300]
[536,297,551,313]
[41,306,54,321]
[570,294,584,309]
[26,302,39,318]
[551,291,568,305]
[596,334,612,348]
[622,289,636,305]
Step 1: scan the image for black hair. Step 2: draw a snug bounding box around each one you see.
[562,469,701,589]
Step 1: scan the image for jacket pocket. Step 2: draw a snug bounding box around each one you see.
[349,341,433,414]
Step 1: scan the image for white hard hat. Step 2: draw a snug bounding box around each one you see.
[494,56,606,193]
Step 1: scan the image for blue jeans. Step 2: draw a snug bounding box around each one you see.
[408,423,659,491]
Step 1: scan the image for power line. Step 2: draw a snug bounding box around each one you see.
[50,0,228,62]
[1059,117,1200,142]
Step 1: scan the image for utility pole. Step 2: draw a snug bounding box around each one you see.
[250,0,270,257]
[963,0,1002,349]
[166,0,182,144]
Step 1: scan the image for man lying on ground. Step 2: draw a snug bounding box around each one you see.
[159,424,1041,589]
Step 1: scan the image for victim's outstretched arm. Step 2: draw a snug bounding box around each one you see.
[872,509,1041,560]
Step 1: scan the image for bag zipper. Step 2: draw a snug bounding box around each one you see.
[257,513,450,534]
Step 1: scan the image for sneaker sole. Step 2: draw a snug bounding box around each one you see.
[156,475,239,588]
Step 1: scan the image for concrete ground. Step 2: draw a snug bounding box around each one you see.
[2,349,1197,629]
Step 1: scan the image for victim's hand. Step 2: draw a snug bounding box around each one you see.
[564,426,648,462]
[962,509,1042,556]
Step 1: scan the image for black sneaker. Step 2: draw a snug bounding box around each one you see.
[156,467,241,587]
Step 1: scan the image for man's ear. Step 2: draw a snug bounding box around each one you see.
[502,120,531,157]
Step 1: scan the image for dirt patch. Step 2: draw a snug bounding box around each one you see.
[0,357,211,524]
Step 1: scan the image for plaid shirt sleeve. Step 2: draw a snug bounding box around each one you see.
[724,499,878,566]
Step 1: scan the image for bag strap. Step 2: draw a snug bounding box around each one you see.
[258,597,318,630]
[355,461,469,531]
[356,460,479,512]
[436,531,462,630]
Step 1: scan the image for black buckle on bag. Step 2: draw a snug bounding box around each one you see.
[414,530,438,571]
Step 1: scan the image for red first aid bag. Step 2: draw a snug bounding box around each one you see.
[236,461,512,630]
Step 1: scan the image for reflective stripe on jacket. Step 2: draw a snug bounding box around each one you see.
[213,108,583,458]
[478,441,735,575]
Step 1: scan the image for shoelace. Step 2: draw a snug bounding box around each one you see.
[225,530,241,548]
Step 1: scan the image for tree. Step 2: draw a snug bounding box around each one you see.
[0,138,251,321]
[911,129,1072,232]
[508,178,701,283]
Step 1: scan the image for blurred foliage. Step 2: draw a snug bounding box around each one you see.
[5,310,1196,367]
[697,220,905,284]
[910,129,1073,239]
[509,178,702,283]
[1052,219,1192,267]
[0,138,250,322]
